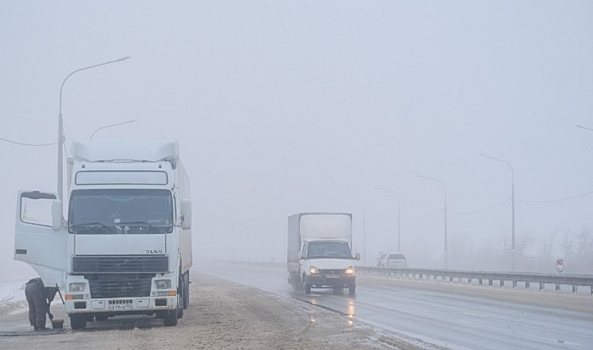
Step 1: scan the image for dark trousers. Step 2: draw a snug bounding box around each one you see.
[25,282,47,328]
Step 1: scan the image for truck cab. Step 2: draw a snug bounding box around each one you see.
[300,239,358,295]
[14,140,192,329]
[287,213,359,296]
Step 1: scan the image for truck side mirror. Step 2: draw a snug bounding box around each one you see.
[51,199,63,231]
[355,253,360,261]
[181,199,192,230]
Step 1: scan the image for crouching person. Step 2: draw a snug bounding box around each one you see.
[25,278,59,331]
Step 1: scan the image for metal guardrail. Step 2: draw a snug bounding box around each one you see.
[357,266,593,295]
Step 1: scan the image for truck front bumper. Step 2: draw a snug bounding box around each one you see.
[65,296,177,314]
[305,275,356,288]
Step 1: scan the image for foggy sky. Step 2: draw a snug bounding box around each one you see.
[1,1,592,276]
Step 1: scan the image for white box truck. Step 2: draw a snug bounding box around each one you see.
[15,140,192,329]
[287,213,359,296]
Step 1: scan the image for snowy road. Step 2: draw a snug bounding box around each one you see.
[0,273,420,350]
[198,261,593,350]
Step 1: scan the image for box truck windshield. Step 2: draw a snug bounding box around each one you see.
[68,189,173,234]
[307,241,352,259]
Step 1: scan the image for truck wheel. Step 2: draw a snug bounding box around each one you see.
[176,281,184,319]
[291,275,299,291]
[163,310,178,326]
[349,284,356,296]
[305,283,312,294]
[70,314,87,330]
[183,272,190,309]
[177,303,184,319]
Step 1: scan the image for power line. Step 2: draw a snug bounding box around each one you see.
[450,197,511,214]
[0,136,57,147]
[517,191,593,203]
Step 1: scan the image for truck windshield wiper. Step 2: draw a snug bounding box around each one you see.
[116,221,161,234]
[70,222,115,234]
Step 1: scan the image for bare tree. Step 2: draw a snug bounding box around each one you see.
[538,230,557,272]
[561,229,577,259]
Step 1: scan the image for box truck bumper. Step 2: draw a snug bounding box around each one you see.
[305,275,356,288]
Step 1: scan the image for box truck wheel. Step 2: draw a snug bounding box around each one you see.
[291,274,301,291]
[183,272,190,309]
[70,314,87,330]
[349,284,356,296]
[163,310,178,326]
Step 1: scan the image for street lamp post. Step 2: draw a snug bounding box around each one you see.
[376,187,401,252]
[480,153,516,271]
[58,56,130,201]
[418,175,448,269]
[345,198,366,266]
[90,119,137,140]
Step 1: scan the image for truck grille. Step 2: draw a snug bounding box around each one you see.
[87,274,154,298]
[72,255,168,274]
[318,269,346,275]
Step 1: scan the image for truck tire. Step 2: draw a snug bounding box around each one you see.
[291,275,300,291]
[349,284,356,296]
[305,282,312,294]
[163,310,178,326]
[177,303,184,319]
[95,314,108,322]
[70,314,87,330]
[183,272,190,309]
[176,278,184,319]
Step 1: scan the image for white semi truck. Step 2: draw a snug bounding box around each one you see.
[287,213,359,296]
[15,140,192,329]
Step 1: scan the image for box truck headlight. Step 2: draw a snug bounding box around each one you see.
[309,267,319,275]
[345,267,355,275]
[155,279,171,289]
[69,282,86,292]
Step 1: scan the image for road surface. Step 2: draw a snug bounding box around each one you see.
[0,273,426,350]
[199,261,593,350]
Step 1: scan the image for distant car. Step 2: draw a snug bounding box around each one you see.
[377,253,407,268]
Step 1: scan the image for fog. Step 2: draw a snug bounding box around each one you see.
[1,2,592,278]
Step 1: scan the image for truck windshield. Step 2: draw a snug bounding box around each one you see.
[68,189,173,234]
[307,241,352,259]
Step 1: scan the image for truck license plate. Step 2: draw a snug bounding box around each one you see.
[108,304,132,311]
[325,274,340,279]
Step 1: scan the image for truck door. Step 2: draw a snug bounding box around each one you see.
[14,191,67,288]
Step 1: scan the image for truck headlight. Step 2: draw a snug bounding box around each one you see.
[345,266,355,275]
[155,279,171,289]
[68,282,86,293]
[69,282,86,292]
[309,267,319,275]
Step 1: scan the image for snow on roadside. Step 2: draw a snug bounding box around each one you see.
[0,276,36,317]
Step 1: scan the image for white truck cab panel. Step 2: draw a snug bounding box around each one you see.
[14,140,193,329]
[15,191,68,288]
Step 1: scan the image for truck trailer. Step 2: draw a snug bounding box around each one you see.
[287,213,359,296]
[15,140,192,329]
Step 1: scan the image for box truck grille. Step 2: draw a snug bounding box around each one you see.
[72,255,168,274]
[87,274,154,298]
[318,269,346,275]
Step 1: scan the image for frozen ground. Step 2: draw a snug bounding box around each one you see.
[0,273,433,350]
